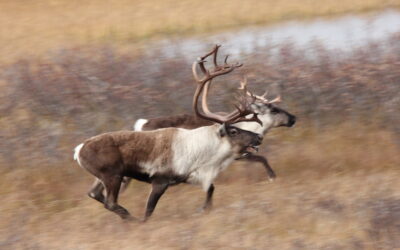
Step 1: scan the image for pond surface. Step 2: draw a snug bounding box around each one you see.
[151,9,400,59]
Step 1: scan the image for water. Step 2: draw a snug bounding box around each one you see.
[150,9,400,59]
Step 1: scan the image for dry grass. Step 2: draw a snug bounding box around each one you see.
[1,0,400,63]
[0,125,399,249]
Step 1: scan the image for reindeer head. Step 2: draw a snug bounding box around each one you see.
[218,124,263,154]
[192,45,263,154]
[237,78,296,134]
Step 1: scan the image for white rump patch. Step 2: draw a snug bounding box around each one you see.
[73,143,84,166]
[133,118,148,131]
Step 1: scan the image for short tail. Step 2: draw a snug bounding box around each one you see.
[133,118,148,131]
[73,143,84,165]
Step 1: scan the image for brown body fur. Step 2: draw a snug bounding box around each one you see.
[80,130,176,180]
[143,114,212,130]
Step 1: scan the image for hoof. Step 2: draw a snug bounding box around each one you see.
[121,215,138,222]
[267,175,276,183]
[139,217,150,223]
[198,205,212,214]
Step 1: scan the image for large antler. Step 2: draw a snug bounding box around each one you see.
[192,45,262,125]
[238,77,281,104]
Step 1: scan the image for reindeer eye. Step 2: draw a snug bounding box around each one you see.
[229,128,238,136]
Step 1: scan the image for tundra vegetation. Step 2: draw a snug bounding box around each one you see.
[0,1,399,249]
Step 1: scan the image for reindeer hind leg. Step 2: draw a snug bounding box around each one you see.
[102,175,133,220]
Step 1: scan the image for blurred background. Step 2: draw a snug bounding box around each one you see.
[1,1,399,249]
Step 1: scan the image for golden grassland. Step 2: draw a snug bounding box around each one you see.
[1,0,400,63]
[1,124,399,249]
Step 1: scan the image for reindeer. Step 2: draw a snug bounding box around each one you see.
[74,48,264,221]
[126,46,296,188]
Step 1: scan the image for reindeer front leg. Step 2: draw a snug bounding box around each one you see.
[202,184,215,211]
[143,180,169,221]
[237,153,276,181]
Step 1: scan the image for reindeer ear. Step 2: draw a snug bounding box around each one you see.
[219,123,228,137]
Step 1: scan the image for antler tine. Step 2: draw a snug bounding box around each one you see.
[238,77,258,104]
[238,77,252,96]
[224,55,229,65]
[238,77,247,91]
[268,95,281,103]
[238,79,281,105]
[260,90,268,98]
[212,45,220,68]
[254,92,281,104]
